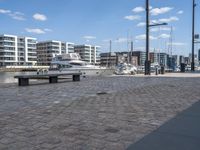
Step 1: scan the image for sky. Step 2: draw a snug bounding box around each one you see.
[0,0,200,56]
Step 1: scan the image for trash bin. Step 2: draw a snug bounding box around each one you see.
[161,66,165,74]
[180,63,186,72]
[155,67,158,75]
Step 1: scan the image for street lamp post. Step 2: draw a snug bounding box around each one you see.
[145,0,150,75]
[191,0,196,71]
[109,40,112,67]
[145,0,168,75]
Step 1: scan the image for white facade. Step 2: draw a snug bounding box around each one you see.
[66,42,75,53]
[0,34,37,66]
[36,40,74,66]
[74,44,100,64]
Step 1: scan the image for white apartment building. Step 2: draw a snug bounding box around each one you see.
[0,34,37,67]
[74,45,100,64]
[36,40,74,66]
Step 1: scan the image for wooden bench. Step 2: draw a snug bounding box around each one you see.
[14,72,82,86]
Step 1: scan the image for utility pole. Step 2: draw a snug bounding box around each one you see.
[191,0,196,71]
[145,0,150,75]
[109,40,112,67]
[130,40,133,64]
[169,26,173,56]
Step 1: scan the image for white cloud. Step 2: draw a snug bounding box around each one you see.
[159,34,170,39]
[124,15,141,21]
[137,22,146,27]
[9,12,25,21]
[0,9,11,14]
[135,34,157,40]
[135,40,139,43]
[150,27,172,32]
[25,28,46,34]
[150,19,159,24]
[132,7,145,13]
[0,9,25,20]
[115,38,128,43]
[135,34,146,40]
[147,17,179,25]
[83,36,96,40]
[150,7,173,16]
[33,13,47,21]
[177,10,184,14]
[159,16,179,23]
[167,42,187,46]
[149,36,158,40]
[44,28,53,32]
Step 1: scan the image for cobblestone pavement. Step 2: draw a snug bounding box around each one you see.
[0,75,200,150]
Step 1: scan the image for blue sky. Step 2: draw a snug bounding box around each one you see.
[0,0,199,56]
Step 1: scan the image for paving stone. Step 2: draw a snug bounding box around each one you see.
[1,75,200,149]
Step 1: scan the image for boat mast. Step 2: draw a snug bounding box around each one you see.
[130,40,133,64]
[127,30,130,64]
[168,26,173,56]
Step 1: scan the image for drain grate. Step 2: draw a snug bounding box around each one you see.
[105,128,119,133]
[96,92,108,95]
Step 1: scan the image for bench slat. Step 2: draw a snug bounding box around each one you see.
[14,73,82,86]
[14,73,82,78]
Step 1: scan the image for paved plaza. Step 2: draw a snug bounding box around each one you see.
[0,73,200,150]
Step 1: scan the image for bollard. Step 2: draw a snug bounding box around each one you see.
[180,63,186,72]
[161,66,165,74]
[155,67,158,75]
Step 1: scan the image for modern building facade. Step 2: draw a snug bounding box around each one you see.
[132,51,146,66]
[189,53,198,66]
[159,53,168,66]
[0,34,37,67]
[179,55,185,65]
[149,52,158,64]
[100,52,117,66]
[167,55,179,70]
[74,45,100,64]
[100,51,139,66]
[36,41,74,66]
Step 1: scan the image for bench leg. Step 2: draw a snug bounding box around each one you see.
[19,78,29,86]
[73,75,80,81]
[49,76,58,83]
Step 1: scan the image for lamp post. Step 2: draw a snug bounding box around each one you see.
[149,23,168,27]
[145,0,168,75]
[145,0,150,75]
[109,40,112,67]
[191,0,196,71]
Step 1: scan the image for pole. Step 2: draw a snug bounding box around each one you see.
[109,40,112,67]
[191,0,195,71]
[127,30,129,64]
[130,41,133,64]
[145,0,150,75]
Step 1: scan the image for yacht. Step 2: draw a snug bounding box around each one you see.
[115,63,137,75]
[49,53,113,76]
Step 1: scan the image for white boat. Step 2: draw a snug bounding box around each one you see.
[115,63,137,75]
[49,53,113,76]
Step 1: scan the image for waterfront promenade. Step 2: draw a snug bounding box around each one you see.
[0,73,200,149]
